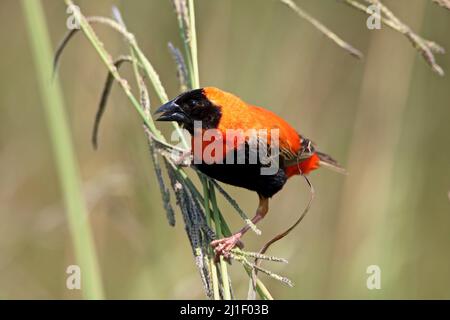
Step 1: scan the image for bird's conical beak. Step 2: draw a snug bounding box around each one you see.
[155,99,186,122]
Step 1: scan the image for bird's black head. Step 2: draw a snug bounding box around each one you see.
[155,88,222,133]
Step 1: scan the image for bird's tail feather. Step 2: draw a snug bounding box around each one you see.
[316,151,347,175]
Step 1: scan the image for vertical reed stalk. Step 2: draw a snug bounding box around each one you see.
[209,181,232,300]
[202,178,220,299]
[176,0,232,299]
[21,0,104,299]
[187,0,200,87]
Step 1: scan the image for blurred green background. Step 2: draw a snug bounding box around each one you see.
[1,0,449,299]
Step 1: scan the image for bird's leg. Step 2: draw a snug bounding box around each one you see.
[211,196,269,259]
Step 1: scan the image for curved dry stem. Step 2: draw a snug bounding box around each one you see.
[258,176,314,257]
[344,0,445,76]
[92,55,133,149]
[249,175,315,297]
[280,0,363,59]
[53,16,132,75]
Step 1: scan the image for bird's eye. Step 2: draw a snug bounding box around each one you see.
[188,99,201,108]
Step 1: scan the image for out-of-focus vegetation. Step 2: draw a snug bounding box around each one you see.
[1,0,449,299]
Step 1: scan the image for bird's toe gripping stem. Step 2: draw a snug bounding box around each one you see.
[210,234,244,261]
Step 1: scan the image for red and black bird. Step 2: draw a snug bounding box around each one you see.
[156,87,344,257]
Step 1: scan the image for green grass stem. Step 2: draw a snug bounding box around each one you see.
[21,0,103,299]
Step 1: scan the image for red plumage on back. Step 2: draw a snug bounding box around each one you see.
[202,87,319,177]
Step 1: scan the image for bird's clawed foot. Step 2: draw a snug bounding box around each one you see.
[169,149,192,167]
[211,234,244,261]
